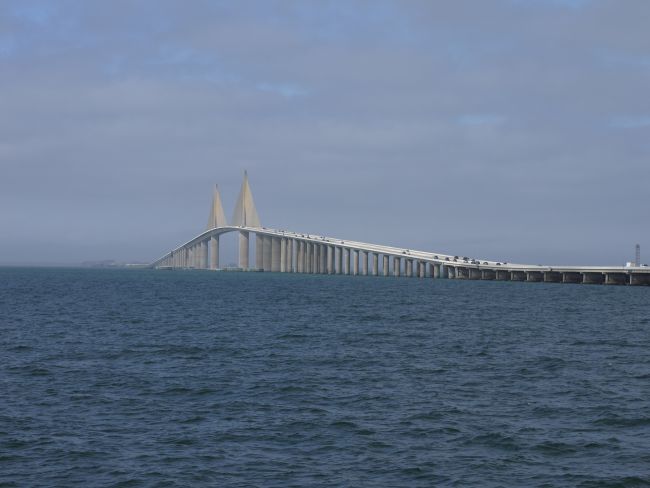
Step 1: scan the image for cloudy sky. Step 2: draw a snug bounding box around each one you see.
[1,0,648,266]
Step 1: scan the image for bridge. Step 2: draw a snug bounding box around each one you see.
[151,172,650,286]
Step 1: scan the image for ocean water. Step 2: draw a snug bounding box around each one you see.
[1,267,649,487]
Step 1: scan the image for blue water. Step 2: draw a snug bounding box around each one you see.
[1,267,649,487]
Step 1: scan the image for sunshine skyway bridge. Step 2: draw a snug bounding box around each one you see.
[151,173,650,286]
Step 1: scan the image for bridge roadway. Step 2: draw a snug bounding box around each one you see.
[151,226,650,286]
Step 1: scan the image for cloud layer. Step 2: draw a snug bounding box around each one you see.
[1,0,649,265]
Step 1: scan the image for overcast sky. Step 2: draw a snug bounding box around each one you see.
[1,0,648,266]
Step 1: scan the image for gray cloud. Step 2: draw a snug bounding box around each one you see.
[1,0,648,266]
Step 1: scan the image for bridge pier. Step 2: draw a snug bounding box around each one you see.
[604,272,627,285]
[271,237,281,272]
[320,244,327,274]
[372,253,379,276]
[239,231,249,269]
[582,272,604,284]
[511,270,526,281]
[362,251,368,276]
[481,269,495,280]
[337,247,343,274]
[255,235,264,269]
[280,238,287,272]
[544,271,562,283]
[210,236,219,270]
[287,239,294,272]
[495,269,510,281]
[630,273,650,285]
[352,250,358,276]
[468,268,481,280]
[393,257,401,277]
[526,271,543,282]
[296,241,303,273]
[309,242,315,273]
[405,259,412,277]
[263,237,272,272]
[562,272,582,283]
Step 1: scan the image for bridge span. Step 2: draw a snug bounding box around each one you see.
[151,173,650,286]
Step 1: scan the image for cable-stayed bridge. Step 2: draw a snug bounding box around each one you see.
[151,173,650,286]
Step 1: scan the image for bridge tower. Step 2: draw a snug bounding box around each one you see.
[206,185,228,269]
[231,171,261,269]
[207,184,227,230]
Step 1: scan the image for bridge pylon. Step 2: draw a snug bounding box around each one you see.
[231,171,261,268]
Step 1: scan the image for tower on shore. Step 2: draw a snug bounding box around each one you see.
[636,244,641,267]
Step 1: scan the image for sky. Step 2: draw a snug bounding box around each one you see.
[1,0,649,266]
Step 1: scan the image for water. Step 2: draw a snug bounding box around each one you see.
[1,267,649,487]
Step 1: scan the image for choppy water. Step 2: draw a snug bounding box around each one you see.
[1,267,649,487]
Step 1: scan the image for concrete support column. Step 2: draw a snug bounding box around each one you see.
[337,247,343,274]
[288,239,294,272]
[319,244,325,273]
[297,241,304,273]
[271,237,281,272]
[344,249,350,275]
[510,270,526,281]
[305,242,312,273]
[434,263,441,278]
[406,259,413,277]
[605,273,627,285]
[526,271,543,282]
[582,272,604,284]
[280,238,287,272]
[630,274,650,286]
[496,269,510,281]
[327,246,334,274]
[383,255,389,276]
[239,231,249,269]
[393,257,401,277]
[562,272,581,283]
[372,253,379,276]
[311,242,317,273]
[544,271,562,283]
[203,241,209,269]
[263,236,272,272]
[320,245,327,274]
[210,236,219,270]
[255,234,264,269]
[469,268,481,280]
[481,269,496,280]
[351,250,358,276]
[361,251,368,276]
[419,261,425,278]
